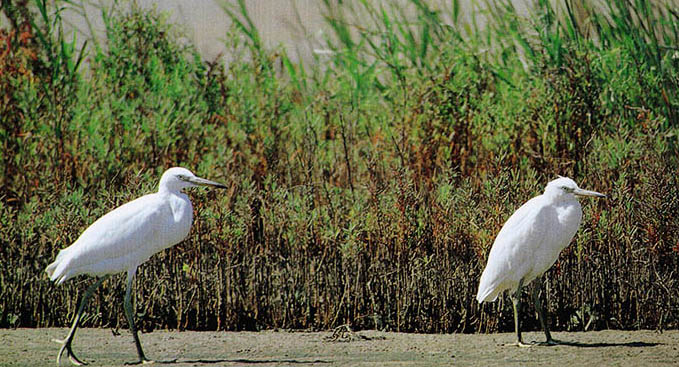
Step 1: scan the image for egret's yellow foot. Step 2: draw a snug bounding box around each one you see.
[54,338,88,366]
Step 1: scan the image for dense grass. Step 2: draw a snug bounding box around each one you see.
[1,0,678,334]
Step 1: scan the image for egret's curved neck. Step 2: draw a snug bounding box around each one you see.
[167,190,192,223]
[158,186,173,195]
[158,183,185,195]
[543,190,576,204]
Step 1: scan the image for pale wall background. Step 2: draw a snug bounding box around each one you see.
[5,1,676,63]
[56,0,577,62]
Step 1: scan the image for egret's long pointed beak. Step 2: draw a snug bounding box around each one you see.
[188,176,228,189]
[573,188,606,198]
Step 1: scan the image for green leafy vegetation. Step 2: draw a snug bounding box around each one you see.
[1,0,678,334]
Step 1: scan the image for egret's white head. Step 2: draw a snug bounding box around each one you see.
[158,167,227,193]
[544,176,606,199]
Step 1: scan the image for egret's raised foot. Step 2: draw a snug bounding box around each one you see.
[53,338,88,366]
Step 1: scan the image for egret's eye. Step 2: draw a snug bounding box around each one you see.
[561,186,574,192]
[177,174,189,181]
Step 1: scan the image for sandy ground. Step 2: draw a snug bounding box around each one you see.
[1,328,678,366]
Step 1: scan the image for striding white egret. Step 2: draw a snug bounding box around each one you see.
[476,176,605,346]
[46,167,226,365]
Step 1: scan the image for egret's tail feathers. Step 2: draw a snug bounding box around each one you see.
[45,249,71,284]
[476,277,504,303]
[45,261,57,279]
[476,286,500,303]
[45,259,65,284]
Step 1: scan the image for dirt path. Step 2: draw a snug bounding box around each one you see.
[1,328,677,366]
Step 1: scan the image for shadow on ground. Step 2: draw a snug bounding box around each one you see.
[177,358,331,364]
[559,340,661,348]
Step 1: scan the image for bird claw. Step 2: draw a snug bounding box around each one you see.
[54,338,88,366]
[124,358,155,365]
[502,341,533,348]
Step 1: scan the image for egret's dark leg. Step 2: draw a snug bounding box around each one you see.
[533,278,559,345]
[54,276,109,366]
[507,279,531,347]
[123,272,153,365]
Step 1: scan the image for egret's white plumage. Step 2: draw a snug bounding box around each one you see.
[46,167,226,366]
[476,177,605,346]
[46,171,194,283]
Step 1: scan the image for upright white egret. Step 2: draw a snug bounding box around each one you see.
[46,167,226,365]
[476,176,605,346]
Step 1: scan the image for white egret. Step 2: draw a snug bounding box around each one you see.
[46,167,226,365]
[476,176,605,346]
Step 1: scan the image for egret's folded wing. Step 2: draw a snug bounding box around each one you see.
[46,194,169,283]
[476,196,547,302]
